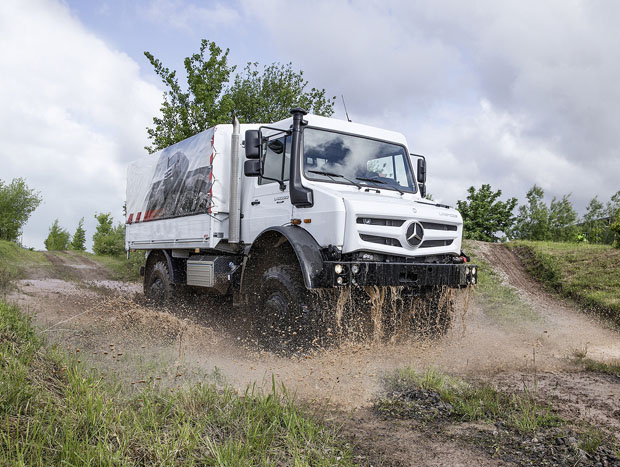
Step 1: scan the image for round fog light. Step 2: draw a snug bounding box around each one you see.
[351,264,360,275]
[336,276,344,285]
[334,264,344,274]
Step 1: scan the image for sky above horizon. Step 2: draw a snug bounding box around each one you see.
[1,0,619,250]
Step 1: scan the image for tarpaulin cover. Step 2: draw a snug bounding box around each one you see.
[126,129,215,223]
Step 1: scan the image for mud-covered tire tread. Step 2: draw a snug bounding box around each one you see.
[144,259,175,302]
[256,264,314,351]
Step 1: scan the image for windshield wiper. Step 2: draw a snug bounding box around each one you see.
[356,177,404,195]
[308,170,363,189]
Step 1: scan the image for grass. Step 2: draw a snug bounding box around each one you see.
[377,367,561,434]
[0,239,50,282]
[83,250,144,282]
[463,240,539,325]
[0,299,354,465]
[0,239,142,283]
[508,241,620,325]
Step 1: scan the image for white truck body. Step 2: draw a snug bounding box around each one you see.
[126,115,463,259]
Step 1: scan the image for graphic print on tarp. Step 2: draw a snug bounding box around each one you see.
[143,150,212,221]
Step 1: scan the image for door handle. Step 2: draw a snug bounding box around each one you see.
[251,200,260,205]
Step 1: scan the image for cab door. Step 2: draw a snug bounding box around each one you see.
[245,135,292,240]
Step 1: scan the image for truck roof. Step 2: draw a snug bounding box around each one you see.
[246,113,409,148]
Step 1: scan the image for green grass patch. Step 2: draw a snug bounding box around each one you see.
[377,367,561,433]
[83,250,144,282]
[0,239,50,277]
[463,240,539,325]
[0,240,50,295]
[0,299,353,465]
[508,241,620,325]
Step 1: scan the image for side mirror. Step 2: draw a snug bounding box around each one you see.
[417,158,426,184]
[244,159,261,177]
[419,183,427,198]
[245,130,261,159]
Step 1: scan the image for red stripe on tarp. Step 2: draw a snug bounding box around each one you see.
[127,213,134,224]
[136,212,142,222]
[143,209,162,221]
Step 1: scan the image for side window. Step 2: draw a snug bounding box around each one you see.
[393,156,408,187]
[259,136,288,185]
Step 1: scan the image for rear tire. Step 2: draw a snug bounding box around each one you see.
[144,258,175,302]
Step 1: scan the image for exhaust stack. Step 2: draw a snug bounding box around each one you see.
[228,117,241,244]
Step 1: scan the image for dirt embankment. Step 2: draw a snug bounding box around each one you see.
[7,247,620,465]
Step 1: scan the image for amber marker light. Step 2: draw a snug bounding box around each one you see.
[303,219,311,223]
[291,219,302,225]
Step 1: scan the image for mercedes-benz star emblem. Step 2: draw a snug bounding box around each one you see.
[405,222,424,247]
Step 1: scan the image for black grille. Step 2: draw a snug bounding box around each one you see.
[360,234,402,247]
[357,218,405,227]
[421,222,457,231]
[420,239,454,248]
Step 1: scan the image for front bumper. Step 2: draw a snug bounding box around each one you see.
[322,261,477,288]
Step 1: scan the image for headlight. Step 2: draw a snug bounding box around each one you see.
[471,266,477,275]
[334,264,344,274]
[351,264,360,274]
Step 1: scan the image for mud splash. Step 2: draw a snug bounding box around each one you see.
[316,285,459,345]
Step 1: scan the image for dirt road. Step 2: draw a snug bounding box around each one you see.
[8,245,620,465]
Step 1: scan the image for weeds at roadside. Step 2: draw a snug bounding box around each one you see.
[571,346,620,378]
[0,299,355,465]
[0,265,15,298]
[375,367,619,465]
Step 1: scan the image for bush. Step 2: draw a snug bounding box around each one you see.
[92,213,125,256]
[44,219,70,251]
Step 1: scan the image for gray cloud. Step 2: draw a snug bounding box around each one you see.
[244,0,620,211]
[0,0,161,249]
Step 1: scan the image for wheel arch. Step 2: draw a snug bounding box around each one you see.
[144,249,186,284]
[241,226,324,292]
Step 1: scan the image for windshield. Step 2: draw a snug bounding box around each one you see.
[303,128,416,193]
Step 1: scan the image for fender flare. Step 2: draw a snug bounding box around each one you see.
[242,226,325,290]
[145,249,185,284]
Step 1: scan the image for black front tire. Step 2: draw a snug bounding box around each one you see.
[255,265,318,351]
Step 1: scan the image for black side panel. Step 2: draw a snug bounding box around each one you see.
[244,226,324,289]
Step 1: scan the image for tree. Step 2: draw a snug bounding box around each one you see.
[610,208,620,248]
[70,217,86,251]
[511,185,551,241]
[44,219,70,251]
[548,194,577,241]
[145,39,336,152]
[581,196,606,243]
[227,62,335,124]
[92,213,124,256]
[456,184,517,242]
[0,178,42,242]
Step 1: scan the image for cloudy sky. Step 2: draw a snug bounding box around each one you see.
[1,0,619,249]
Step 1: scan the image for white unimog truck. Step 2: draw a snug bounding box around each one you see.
[126,108,477,342]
